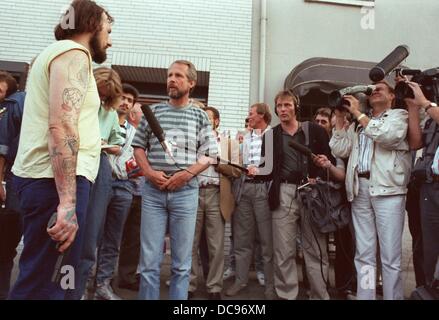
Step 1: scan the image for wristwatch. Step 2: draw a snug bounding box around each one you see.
[424,102,438,112]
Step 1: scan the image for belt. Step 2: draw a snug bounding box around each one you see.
[200,184,219,189]
[358,172,370,179]
[244,179,266,184]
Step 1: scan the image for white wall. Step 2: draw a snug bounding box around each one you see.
[251,0,439,121]
[0,0,253,131]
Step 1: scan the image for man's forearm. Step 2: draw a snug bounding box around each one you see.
[134,147,153,177]
[408,108,423,150]
[49,127,79,207]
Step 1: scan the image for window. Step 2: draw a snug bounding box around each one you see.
[305,0,374,7]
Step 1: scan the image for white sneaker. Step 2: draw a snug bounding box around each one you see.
[256,271,265,286]
[223,267,235,280]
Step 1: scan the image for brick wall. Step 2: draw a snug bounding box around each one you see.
[0,0,253,131]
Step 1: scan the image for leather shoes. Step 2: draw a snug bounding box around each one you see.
[208,292,222,300]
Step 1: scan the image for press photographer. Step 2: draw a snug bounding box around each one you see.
[404,79,439,290]
[329,81,411,300]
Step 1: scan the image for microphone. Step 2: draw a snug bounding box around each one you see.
[140,104,176,162]
[288,140,316,158]
[140,104,249,173]
[369,45,410,82]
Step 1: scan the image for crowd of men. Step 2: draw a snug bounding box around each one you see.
[0,0,438,300]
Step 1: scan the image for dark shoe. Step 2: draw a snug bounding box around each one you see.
[188,291,195,299]
[118,281,139,291]
[208,292,222,300]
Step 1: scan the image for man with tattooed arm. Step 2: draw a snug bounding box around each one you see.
[9,0,113,299]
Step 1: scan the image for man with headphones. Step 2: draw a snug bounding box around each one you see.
[259,90,334,300]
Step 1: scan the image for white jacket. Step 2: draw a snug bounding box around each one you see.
[329,108,411,202]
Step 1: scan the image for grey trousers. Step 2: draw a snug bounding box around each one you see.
[272,183,329,300]
[351,178,405,300]
[189,186,225,293]
[233,182,275,295]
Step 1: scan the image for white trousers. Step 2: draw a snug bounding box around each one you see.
[351,178,405,300]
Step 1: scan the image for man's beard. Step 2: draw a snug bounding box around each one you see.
[90,32,107,64]
[167,87,187,100]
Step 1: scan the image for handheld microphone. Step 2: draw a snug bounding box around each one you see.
[288,140,316,158]
[140,104,176,162]
[369,45,410,82]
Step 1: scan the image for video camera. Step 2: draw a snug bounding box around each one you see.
[328,85,376,110]
[395,68,439,103]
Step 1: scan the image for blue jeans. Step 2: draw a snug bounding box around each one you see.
[69,154,113,299]
[8,176,90,300]
[95,182,133,285]
[138,179,199,300]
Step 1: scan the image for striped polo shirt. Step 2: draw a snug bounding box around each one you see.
[131,101,216,174]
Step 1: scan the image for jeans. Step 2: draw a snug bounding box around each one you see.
[95,183,133,285]
[8,176,90,300]
[69,154,113,299]
[138,179,199,300]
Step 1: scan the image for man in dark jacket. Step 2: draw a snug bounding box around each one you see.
[260,90,334,300]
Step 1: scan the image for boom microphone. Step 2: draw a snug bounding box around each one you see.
[140,104,175,161]
[288,140,316,158]
[369,45,410,82]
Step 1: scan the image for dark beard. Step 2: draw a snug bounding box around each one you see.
[89,32,107,64]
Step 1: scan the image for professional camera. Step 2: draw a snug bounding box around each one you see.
[328,85,376,110]
[395,68,439,103]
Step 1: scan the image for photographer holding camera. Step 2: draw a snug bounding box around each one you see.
[404,80,439,288]
[329,81,411,300]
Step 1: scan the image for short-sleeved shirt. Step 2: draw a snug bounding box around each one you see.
[12,40,101,182]
[98,106,123,146]
[132,101,216,175]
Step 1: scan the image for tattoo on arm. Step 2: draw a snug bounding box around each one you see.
[68,53,89,90]
[64,135,78,156]
[49,51,89,207]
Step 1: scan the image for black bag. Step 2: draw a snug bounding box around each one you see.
[300,180,351,234]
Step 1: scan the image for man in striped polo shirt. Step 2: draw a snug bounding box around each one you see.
[132,60,216,300]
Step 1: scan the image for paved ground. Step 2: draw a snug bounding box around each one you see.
[11,216,416,300]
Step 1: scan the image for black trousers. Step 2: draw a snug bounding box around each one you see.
[420,182,439,285]
[0,209,22,299]
[118,195,141,286]
[334,224,356,292]
[406,181,426,287]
